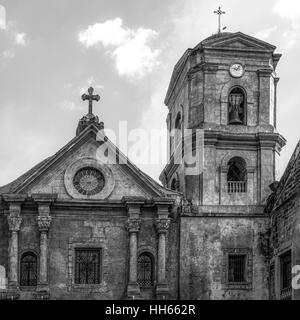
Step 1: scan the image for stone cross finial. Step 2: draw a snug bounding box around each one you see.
[81,87,100,115]
[214,6,226,33]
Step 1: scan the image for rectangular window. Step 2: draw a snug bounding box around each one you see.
[74,248,102,285]
[281,251,292,290]
[228,254,246,283]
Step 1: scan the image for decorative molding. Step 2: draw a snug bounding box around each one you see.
[37,216,52,232]
[7,216,22,232]
[64,157,115,200]
[126,219,141,233]
[155,219,171,234]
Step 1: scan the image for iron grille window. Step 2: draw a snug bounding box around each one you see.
[228,254,246,283]
[75,249,102,285]
[137,253,153,287]
[281,251,292,290]
[20,252,37,287]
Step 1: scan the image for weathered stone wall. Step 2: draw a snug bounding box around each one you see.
[180,216,270,300]
[4,206,178,300]
[270,196,300,300]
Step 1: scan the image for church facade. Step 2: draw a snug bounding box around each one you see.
[0,32,299,300]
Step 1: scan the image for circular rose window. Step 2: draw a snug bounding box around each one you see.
[73,167,105,196]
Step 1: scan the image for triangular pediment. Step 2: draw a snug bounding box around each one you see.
[0,124,176,201]
[199,32,276,52]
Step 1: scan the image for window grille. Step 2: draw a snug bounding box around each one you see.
[280,251,292,300]
[228,254,246,283]
[137,253,153,287]
[75,249,101,285]
[20,252,37,287]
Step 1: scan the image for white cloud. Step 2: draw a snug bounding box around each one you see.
[274,0,300,28]
[15,32,27,46]
[78,18,160,78]
[78,18,130,47]
[136,78,168,182]
[2,49,15,59]
[255,26,277,40]
[273,0,300,49]
[282,30,298,48]
[59,100,78,111]
[0,5,6,30]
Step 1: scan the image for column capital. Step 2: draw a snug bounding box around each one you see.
[37,216,52,232]
[126,218,141,233]
[155,218,170,234]
[7,216,22,232]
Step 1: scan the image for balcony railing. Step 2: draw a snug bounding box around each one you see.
[227,181,247,193]
[280,287,292,300]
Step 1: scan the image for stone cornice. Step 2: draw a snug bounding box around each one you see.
[257,68,273,77]
[2,194,27,203]
[204,131,286,150]
[153,197,174,207]
[122,196,146,206]
[31,193,57,204]
[181,204,267,217]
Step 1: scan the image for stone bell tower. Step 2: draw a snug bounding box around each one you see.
[160,31,286,208]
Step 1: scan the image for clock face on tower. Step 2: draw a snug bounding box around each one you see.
[229,63,244,78]
[73,167,105,196]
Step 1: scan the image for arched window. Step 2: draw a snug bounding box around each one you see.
[227,157,247,193]
[170,178,179,191]
[228,87,246,125]
[175,112,181,130]
[137,253,154,288]
[20,252,37,287]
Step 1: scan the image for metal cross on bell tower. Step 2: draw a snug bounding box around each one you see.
[81,87,100,115]
[214,6,226,34]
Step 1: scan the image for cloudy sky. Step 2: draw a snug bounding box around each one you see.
[0,0,299,186]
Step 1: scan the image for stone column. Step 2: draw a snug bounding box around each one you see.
[7,214,22,289]
[155,218,170,299]
[126,218,141,298]
[37,215,52,288]
[153,200,173,299]
[123,197,144,299]
[32,194,56,299]
[3,194,27,300]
